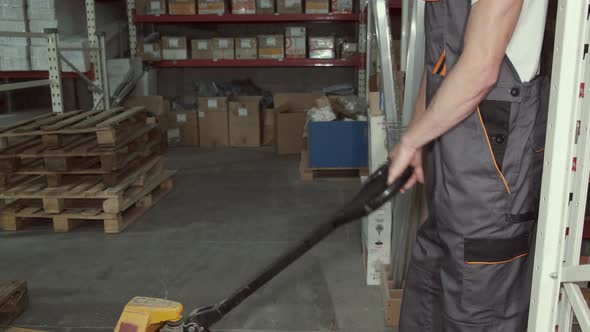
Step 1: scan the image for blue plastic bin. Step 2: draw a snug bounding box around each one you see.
[309,121,368,168]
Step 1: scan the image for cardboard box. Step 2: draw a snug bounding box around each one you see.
[256,0,274,13]
[258,35,284,59]
[168,111,199,146]
[169,0,196,14]
[285,27,306,59]
[262,108,274,146]
[277,0,301,13]
[198,0,226,14]
[232,0,255,14]
[162,36,188,60]
[309,36,335,59]
[331,0,352,13]
[136,0,167,15]
[235,37,257,59]
[199,111,229,148]
[381,265,403,326]
[229,96,262,147]
[191,39,213,59]
[305,0,328,13]
[138,40,162,61]
[198,96,228,111]
[124,95,170,131]
[211,38,235,59]
[274,93,323,155]
[369,92,383,116]
[341,42,357,58]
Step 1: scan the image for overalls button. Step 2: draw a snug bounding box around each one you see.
[511,88,520,97]
[495,135,505,144]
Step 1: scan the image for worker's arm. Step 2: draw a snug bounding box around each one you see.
[387,0,524,185]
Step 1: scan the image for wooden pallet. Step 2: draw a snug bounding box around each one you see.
[0,107,148,148]
[0,156,167,214]
[0,123,161,173]
[299,149,369,182]
[380,265,403,327]
[0,171,175,233]
[0,281,28,327]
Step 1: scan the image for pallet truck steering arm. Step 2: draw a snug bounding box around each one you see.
[114,162,412,332]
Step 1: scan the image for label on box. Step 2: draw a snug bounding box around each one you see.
[266,37,276,46]
[240,39,252,48]
[198,41,208,50]
[219,39,229,48]
[144,44,154,53]
[285,0,299,7]
[260,0,272,7]
[198,111,206,118]
[150,1,161,10]
[238,107,248,117]
[168,38,179,48]
[207,99,218,108]
[176,113,187,123]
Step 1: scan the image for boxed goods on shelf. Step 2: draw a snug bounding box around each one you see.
[256,0,274,14]
[198,97,229,148]
[332,0,353,13]
[212,37,235,59]
[258,35,284,60]
[198,0,226,14]
[0,0,25,20]
[169,0,196,14]
[191,39,213,59]
[285,27,306,59]
[277,0,301,13]
[139,40,163,61]
[274,93,323,155]
[0,20,27,45]
[229,96,262,147]
[0,45,30,70]
[305,0,329,14]
[341,42,357,58]
[232,0,256,14]
[309,36,335,59]
[168,111,199,146]
[162,36,188,60]
[136,0,167,15]
[235,37,257,59]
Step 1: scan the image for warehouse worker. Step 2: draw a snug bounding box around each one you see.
[386,0,549,330]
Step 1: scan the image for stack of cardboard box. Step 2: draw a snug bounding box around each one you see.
[258,35,284,59]
[169,0,197,14]
[198,0,226,14]
[198,97,229,148]
[162,36,189,60]
[285,27,306,59]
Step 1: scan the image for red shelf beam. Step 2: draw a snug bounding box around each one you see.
[134,13,359,23]
[149,58,361,68]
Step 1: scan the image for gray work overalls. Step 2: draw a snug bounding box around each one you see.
[399,0,548,331]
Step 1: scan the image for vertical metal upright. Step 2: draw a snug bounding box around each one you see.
[85,0,106,109]
[127,0,137,57]
[528,0,590,331]
[46,29,64,114]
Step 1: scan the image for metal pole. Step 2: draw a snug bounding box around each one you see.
[46,29,64,114]
[58,52,101,92]
[127,0,137,57]
[400,0,410,71]
[86,0,103,109]
[0,80,52,92]
[98,32,111,110]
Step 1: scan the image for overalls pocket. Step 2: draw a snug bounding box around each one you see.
[462,233,533,313]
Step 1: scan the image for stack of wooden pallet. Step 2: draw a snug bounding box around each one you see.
[0,107,175,233]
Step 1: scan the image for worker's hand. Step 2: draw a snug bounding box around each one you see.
[387,140,424,192]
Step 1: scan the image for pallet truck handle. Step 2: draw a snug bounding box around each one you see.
[183,162,413,332]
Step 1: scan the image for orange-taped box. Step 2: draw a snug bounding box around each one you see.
[256,0,274,13]
[232,0,256,14]
[169,0,196,14]
[285,27,306,59]
[305,0,328,13]
[277,0,301,13]
[331,0,352,13]
[258,35,284,59]
[198,0,226,14]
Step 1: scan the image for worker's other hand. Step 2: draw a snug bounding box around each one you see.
[387,140,424,192]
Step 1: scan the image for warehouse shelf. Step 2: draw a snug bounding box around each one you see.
[0,70,94,79]
[148,58,361,68]
[133,13,360,23]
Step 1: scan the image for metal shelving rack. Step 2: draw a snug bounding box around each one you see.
[0,0,109,112]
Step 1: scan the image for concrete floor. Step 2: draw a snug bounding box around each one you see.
[1,147,393,332]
